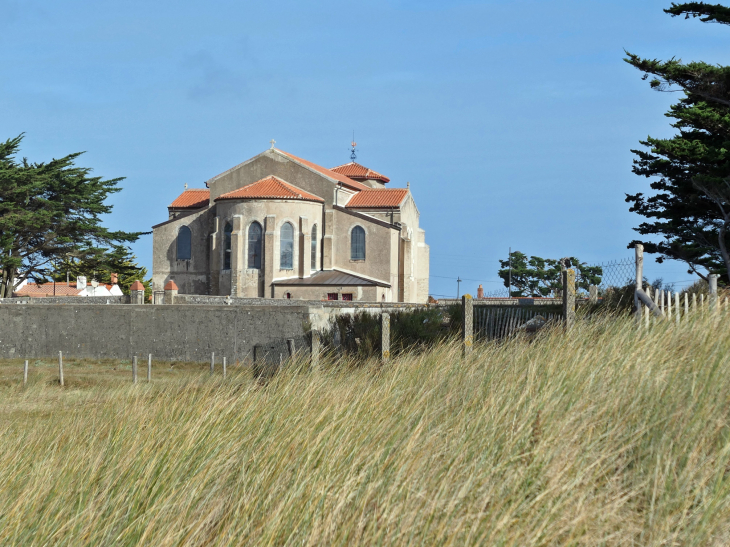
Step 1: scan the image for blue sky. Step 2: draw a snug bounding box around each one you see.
[2,0,726,297]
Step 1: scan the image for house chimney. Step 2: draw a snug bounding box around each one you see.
[110,273,118,284]
[477,284,484,299]
[77,276,87,290]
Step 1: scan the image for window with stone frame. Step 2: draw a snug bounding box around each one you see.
[177,226,192,260]
[351,225,365,260]
[327,293,338,300]
[248,221,262,269]
[341,293,353,301]
[223,222,233,270]
[280,222,294,269]
[311,225,317,270]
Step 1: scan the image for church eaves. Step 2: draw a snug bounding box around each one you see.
[345,188,409,209]
[169,189,210,209]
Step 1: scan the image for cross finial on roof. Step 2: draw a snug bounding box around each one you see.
[184,182,188,190]
[270,139,276,149]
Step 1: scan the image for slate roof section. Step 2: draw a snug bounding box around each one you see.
[215,176,324,203]
[330,162,390,183]
[277,150,372,192]
[273,269,390,287]
[169,189,210,209]
[345,188,409,209]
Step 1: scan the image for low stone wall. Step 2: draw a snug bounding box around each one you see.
[4,295,130,305]
[0,304,310,363]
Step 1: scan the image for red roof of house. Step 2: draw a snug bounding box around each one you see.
[277,150,371,192]
[130,280,145,291]
[14,283,83,297]
[345,188,409,209]
[169,189,210,209]
[330,162,390,183]
[215,176,325,203]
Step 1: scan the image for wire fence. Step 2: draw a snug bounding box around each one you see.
[438,256,638,299]
[593,258,635,292]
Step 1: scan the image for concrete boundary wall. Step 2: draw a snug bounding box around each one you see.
[0,304,311,363]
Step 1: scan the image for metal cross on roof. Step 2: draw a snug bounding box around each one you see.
[270,139,276,149]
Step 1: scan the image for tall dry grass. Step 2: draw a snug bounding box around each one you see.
[2,311,730,545]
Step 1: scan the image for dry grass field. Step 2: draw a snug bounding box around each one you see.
[1,311,730,545]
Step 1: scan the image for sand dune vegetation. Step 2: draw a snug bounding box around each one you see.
[1,311,730,545]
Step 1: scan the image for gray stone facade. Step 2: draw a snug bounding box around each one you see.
[152,147,429,303]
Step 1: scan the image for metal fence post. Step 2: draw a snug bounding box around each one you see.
[132,356,138,384]
[58,351,64,387]
[23,360,28,387]
[710,274,718,311]
[462,295,473,356]
[223,356,227,379]
[562,269,576,331]
[381,313,391,364]
[147,354,152,382]
[210,352,215,375]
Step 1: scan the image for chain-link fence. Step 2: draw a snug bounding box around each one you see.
[592,258,635,292]
[472,257,636,299]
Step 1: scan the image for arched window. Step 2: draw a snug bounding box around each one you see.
[223,222,232,270]
[351,226,365,260]
[177,226,191,260]
[311,225,317,271]
[248,221,262,269]
[280,222,294,269]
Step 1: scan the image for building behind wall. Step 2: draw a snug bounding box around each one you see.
[152,146,429,302]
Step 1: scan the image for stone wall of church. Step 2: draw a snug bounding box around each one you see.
[152,206,214,294]
[214,199,325,297]
[331,208,398,285]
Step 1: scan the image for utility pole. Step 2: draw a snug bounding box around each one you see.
[457,277,462,299]
[508,247,512,298]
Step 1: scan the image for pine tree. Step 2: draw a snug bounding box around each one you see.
[0,135,144,297]
[625,2,730,282]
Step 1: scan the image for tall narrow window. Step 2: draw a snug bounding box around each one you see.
[311,225,317,271]
[223,222,232,270]
[280,222,294,269]
[177,226,192,260]
[248,221,262,269]
[351,226,365,260]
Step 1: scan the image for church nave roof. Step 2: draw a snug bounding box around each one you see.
[215,175,324,203]
[330,161,390,183]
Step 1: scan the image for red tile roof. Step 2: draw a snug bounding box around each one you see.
[330,162,390,183]
[215,176,325,203]
[130,280,145,291]
[169,189,210,209]
[345,188,409,209]
[14,283,82,297]
[277,150,371,192]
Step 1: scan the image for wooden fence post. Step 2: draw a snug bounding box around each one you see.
[381,313,391,364]
[132,356,138,384]
[710,274,718,310]
[645,287,651,328]
[684,293,688,317]
[311,331,321,368]
[693,292,697,313]
[23,360,28,387]
[58,351,64,387]
[635,244,644,323]
[147,354,152,383]
[675,292,680,325]
[210,352,215,375]
[562,269,576,331]
[462,295,473,355]
[589,285,598,304]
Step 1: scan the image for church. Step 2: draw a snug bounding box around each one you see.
[151,143,429,302]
